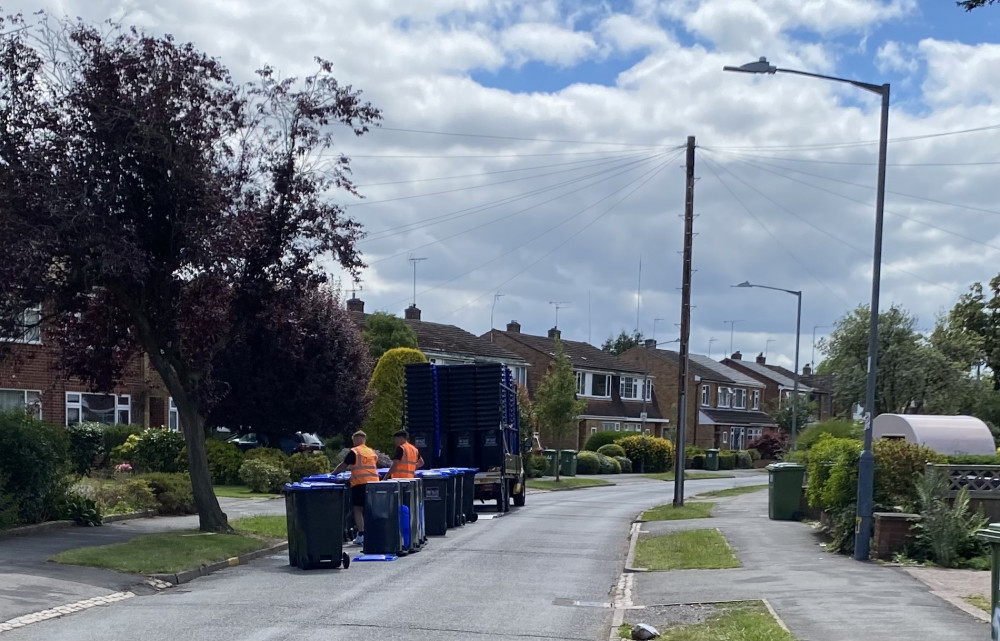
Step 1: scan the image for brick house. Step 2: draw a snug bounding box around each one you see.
[621,341,776,450]
[721,351,834,422]
[0,310,174,429]
[483,322,667,450]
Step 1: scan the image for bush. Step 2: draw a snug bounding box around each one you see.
[287,452,330,482]
[244,447,290,469]
[583,430,627,452]
[805,435,862,511]
[735,450,753,469]
[615,456,633,473]
[101,424,144,459]
[911,470,988,567]
[239,459,290,493]
[176,440,247,485]
[746,448,761,463]
[0,476,20,530]
[66,422,106,475]
[72,478,158,516]
[618,436,674,473]
[597,453,621,474]
[323,435,345,452]
[0,412,71,525]
[718,452,735,470]
[63,496,102,527]
[576,451,601,474]
[797,419,862,450]
[873,439,946,511]
[597,443,626,458]
[946,454,1000,465]
[130,429,186,473]
[748,434,784,460]
[527,454,549,478]
[139,473,196,515]
[685,446,705,458]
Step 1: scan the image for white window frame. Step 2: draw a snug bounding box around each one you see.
[2,306,42,344]
[65,392,131,426]
[642,379,652,401]
[751,390,760,410]
[620,376,639,400]
[577,372,612,399]
[510,366,527,387]
[734,388,747,409]
[169,398,180,432]
[601,421,620,431]
[701,384,711,406]
[624,422,641,432]
[717,386,732,408]
[575,371,586,396]
[590,426,597,435]
[747,427,763,442]
[0,388,42,419]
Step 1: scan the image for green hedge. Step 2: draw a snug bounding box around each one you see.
[583,430,628,452]
[138,473,196,515]
[577,451,600,474]
[618,436,673,473]
[596,443,626,458]
[0,412,71,526]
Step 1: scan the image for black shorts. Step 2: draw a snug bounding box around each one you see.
[351,484,367,508]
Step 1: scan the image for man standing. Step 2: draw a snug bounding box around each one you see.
[333,430,379,545]
[385,430,423,479]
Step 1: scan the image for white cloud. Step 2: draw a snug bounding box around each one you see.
[499,22,599,67]
[875,40,919,74]
[920,38,1000,108]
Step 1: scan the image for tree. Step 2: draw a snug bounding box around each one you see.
[0,14,380,531]
[516,384,538,456]
[602,329,644,355]
[957,0,998,10]
[941,277,1000,388]
[534,339,585,481]
[362,348,428,453]
[208,285,373,442]
[766,398,816,436]
[363,312,418,361]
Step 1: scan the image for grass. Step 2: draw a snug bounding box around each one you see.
[231,515,287,539]
[51,531,271,574]
[693,485,768,499]
[963,595,991,613]
[624,601,795,641]
[213,485,281,499]
[634,529,740,571]
[641,502,715,521]
[526,478,611,491]
[644,471,735,481]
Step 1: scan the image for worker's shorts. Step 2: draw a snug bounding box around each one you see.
[351,484,367,508]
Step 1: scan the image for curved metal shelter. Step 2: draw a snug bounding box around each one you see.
[872,414,995,456]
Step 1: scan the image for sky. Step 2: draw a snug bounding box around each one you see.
[8,0,1000,372]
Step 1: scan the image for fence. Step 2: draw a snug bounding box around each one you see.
[925,463,1000,521]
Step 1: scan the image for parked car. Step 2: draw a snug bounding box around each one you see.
[227,432,325,456]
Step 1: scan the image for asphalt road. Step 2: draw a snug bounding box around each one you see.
[1,474,766,641]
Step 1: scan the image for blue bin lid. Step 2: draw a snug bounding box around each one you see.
[302,474,336,483]
[284,482,345,491]
[417,471,444,478]
[377,468,391,474]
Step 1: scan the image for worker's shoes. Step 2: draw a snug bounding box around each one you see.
[352,534,364,546]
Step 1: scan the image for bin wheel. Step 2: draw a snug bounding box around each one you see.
[469,512,479,523]
[341,552,350,569]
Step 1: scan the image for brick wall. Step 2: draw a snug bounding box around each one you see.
[619,347,701,447]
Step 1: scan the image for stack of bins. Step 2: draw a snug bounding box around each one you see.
[444,365,478,469]
[406,363,445,468]
[363,480,403,555]
[394,478,421,553]
[284,482,349,570]
[475,364,504,471]
[417,471,449,536]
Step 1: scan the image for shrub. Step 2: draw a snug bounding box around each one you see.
[363,347,428,452]
[177,440,247,485]
[323,434,345,452]
[685,446,705,458]
[287,452,330,482]
[139,473,196,515]
[748,434,784,460]
[239,459,290,493]
[797,419,862,450]
[244,447,290,469]
[597,453,621,474]
[0,412,71,524]
[527,454,549,478]
[576,451,601,474]
[746,448,761,463]
[718,452,735,470]
[63,496,102,527]
[110,433,140,465]
[912,470,988,567]
[72,478,158,516]
[66,422,106,475]
[101,424,144,459]
[735,450,753,469]
[0,477,19,530]
[615,456,633,473]
[130,429,186,473]
[873,439,946,511]
[805,435,862,511]
[618,436,673,473]
[597,443,626,458]
[584,430,627,452]
[946,454,1000,465]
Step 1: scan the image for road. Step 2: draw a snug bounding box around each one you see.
[1,474,766,641]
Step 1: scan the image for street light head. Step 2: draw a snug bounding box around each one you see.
[722,57,776,75]
[734,281,753,288]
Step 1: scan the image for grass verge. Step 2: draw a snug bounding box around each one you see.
[964,595,990,613]
[641,502,714,521]
[526,478,611,491]
[694,485,768,499]
[51,531,271,574]
[635,528,740,571]
[232,515,287,539]
[644,471,735,481]
[622,601,795,640]
[213,485,281,499]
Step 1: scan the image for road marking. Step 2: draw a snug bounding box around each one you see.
[0,591,135,633]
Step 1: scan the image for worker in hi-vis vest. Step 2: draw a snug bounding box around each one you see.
[333,430,378,546]
[385,430,423,479]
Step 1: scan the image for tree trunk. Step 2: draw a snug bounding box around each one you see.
[178,400,231,532]
[555,430,562,482]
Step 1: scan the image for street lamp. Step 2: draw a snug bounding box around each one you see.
[732,281,802,451]
[724,57,889,562]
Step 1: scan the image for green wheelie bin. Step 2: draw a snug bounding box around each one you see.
[766,462,806,520]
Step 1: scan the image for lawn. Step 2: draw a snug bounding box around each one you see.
[693,485,767,499]
[51,531,271,574]
[641,502,714,521]
[232,515,288,539]
[634,528,740,571]
[526,478,611,491]
[619,601,795,640]
[213,485,281,499]
[645,471,735,481]
[964,595,990,613]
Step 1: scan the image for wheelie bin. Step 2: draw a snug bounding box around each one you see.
[434,469,459,529]
[303,473,356,542]
[417,471,449,536]
[283,482,350,570]
[443,468,465,527]
[543,449,557,476]
[559,450,578,477]
[766,462,807,520]
[394,478,421,553]
[454,467,479,523]
[363,480,403,555]
[705,448,720,471]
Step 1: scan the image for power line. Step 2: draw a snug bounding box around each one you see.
[339,149,664,160]
[371,125,672,148]
[702,122,1000,152]
[702,148,1000,168]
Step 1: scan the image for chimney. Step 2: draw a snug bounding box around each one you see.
[506,320,521,333]
[547,327,561,339]
[803,363,812,376]
[756,352,766,365]
[404,304,421,321]
[731,351,742,360]
[346,297,364,313]
[644,338,656,349]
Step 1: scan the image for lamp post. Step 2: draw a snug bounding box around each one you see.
[723,320,743,356]
[724,57,889,562]
[732,282,802,451]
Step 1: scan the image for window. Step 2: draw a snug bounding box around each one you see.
[730,427,744,450]
[590,427,597,435]
[751,390,760,410]
[169,398,180,432]
[591,374,610,397]
[717,387,732,408]
[575,372,586,395]
[624,422,641,432]
[701,384,710,406]
[66,393,131,426]
[746,428,763,442]
[601,421,620,431]
[1,306,41,344]
[620,376,639,400]
[510,366,527,387]
[642,379,653,401]
[0,389,42,419]
[734,388,747,409]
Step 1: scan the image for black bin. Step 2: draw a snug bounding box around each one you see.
[364,481,403,556]
[439,469,459,529]
[448,430,477,468]
[478,428,505,470]
[419,472,449,536]
[284,482,350,570]
[455,467,479,523]
[394,478,421,553]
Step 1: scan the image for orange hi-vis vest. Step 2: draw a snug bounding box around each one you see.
[350,445,379,487]
[393,442,420,478]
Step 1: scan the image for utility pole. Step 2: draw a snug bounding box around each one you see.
[674,135,695,508]
[636,255,642,336]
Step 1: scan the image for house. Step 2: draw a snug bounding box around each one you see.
[0,309,174,429]
[721,351,832,421]
[484,322,667,450]
[621,341,776,450]
[347,299,530,385]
